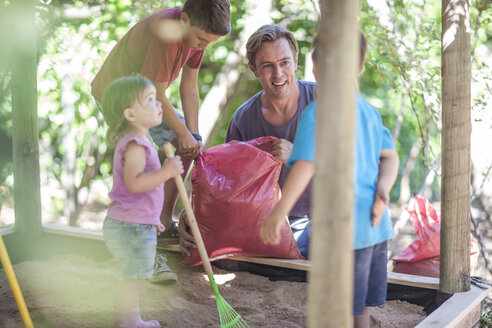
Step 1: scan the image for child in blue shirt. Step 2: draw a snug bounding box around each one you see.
[260,31,399,328]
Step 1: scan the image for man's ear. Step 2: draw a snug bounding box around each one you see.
[123,108,136,122]
[248,62,258,78]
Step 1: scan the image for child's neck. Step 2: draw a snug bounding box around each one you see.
[126,126,152,143]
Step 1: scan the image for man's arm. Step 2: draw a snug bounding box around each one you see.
[154,81,198,155]
[371,148,399,227]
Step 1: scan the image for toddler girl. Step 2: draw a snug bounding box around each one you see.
[101,75,184,328]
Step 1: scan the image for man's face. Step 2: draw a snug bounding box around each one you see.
[249,38,298,100]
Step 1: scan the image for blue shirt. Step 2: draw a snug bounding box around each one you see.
[288,95,395,249]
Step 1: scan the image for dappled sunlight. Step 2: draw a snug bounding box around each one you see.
[203,273,237,285]
[442,0,471,51]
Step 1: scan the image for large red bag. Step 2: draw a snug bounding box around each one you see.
[184,137,304,266]
[392,195,478,277]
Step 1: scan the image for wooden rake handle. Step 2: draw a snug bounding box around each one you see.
[163,143,215,277]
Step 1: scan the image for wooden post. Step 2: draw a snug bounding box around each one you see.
[10,0,42,237]
[309,0,359,327]
[440,0,471,293]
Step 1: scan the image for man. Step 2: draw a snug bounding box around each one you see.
[179,25,316,260]
[92,0,231,283]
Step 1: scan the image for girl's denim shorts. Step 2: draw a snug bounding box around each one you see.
[103,217,157,280]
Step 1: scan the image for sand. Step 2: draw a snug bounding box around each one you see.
[0,251,426,328]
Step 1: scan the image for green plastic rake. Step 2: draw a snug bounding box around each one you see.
[164,143,249,328]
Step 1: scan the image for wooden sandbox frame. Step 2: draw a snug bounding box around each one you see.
[3,223,485,328]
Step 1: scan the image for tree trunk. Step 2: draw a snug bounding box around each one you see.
[440,0,471,294]
[309,1,359,327]
[10,0,42,237]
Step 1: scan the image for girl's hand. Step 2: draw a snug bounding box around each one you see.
[156,223,165,236]
[162,155,184,178]
[260,207,285,245]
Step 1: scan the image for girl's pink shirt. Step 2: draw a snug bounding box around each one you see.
[107,132,163,225]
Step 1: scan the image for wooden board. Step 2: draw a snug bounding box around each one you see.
[416,285,489,328]
[157,242,440,289]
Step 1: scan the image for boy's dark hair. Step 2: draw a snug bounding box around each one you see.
[311,30,367,71]
[246,25,299,68]
[101,75,153,147]
[183,0,231,36]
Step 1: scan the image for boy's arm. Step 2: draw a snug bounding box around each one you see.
[260,160,315,245]
[154,81,198,156]
[180,65,201,156]
[123,142,184,194]
[371,148,399,227]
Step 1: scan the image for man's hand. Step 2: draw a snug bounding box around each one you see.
[271,139,293,163]
[175,131,200,159]
[371,186,390,227]
[178,210,196,256]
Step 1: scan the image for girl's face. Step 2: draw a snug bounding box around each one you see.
[127,85,162,131]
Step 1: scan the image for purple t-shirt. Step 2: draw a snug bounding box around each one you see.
[91,8,204,102]
[226,80,317,217]
[107,132,164,225]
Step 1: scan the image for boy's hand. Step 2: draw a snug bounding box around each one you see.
[260,207,286,245]
[371,187,390,227]
[176,132,200,159]
[162,155,184,178]
[156,223,165,236]
[271,139,293,163]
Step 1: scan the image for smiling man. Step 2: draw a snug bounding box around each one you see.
[92,0,231,284]
[225,25,316,259]
[178,25,316,260]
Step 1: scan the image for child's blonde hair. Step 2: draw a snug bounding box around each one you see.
[101,75,153,148]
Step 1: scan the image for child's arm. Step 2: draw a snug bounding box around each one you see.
[123,141,184,194]
[180,66,202,156]
[260,160,314,245]
[371,148,399,227]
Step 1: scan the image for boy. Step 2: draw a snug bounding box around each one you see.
[260,31,399,328]
[92,0,231,283]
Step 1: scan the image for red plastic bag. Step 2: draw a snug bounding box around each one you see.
[184,137,304,266]
[392,196,478,277]
[392,196,441,262]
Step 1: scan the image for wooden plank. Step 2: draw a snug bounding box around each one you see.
[157,243,440,289]
[387,272,440,290]
[416,285,490,328]
[42,223,103,241]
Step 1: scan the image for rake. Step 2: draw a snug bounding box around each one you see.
[163,143,249,328]
[0,234,34,328]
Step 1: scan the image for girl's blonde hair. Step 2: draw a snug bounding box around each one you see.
[101,75,153,148]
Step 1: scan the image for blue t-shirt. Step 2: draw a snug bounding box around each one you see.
[288,95,395,250]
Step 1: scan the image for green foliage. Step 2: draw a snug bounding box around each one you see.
[480,308,492,327]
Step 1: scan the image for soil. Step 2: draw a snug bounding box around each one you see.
[0,252,426,328]
[3,197,491,327]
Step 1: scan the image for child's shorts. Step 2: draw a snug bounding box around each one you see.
[103,217,157,280]
[149,110,185,147]
[353,241,388,315]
